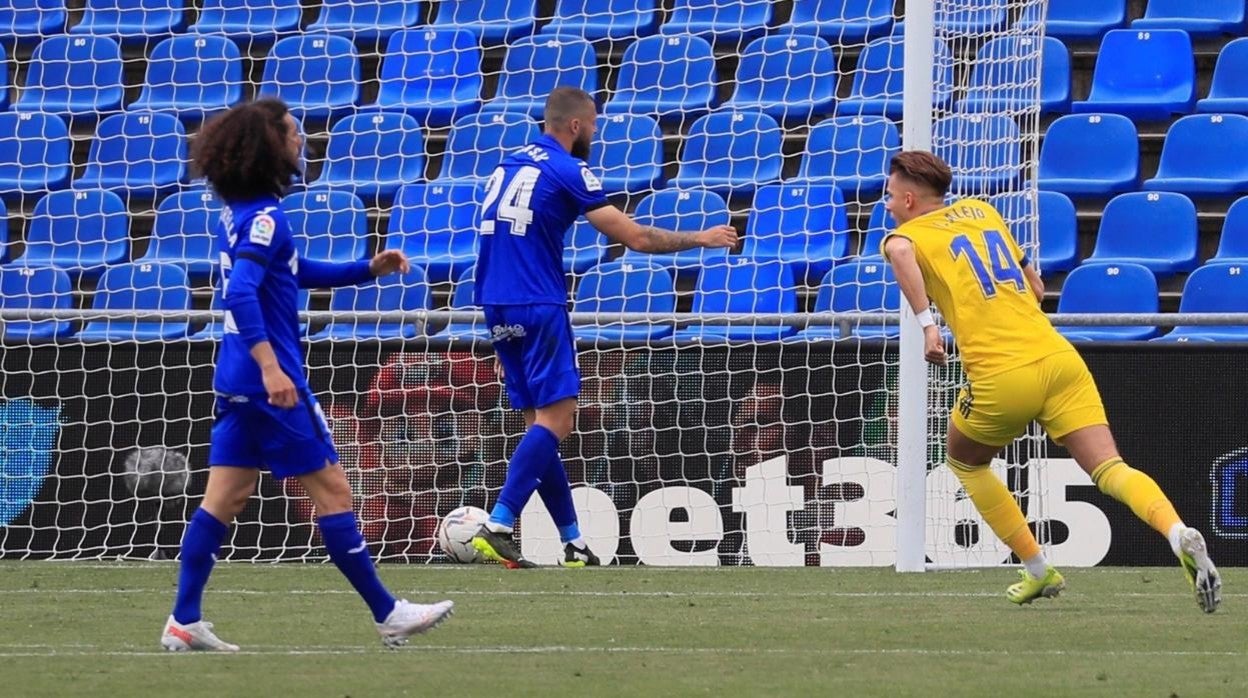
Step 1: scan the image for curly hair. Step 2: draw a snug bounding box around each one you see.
[192,99,300,201]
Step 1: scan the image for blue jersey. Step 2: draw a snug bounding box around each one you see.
[474,134,610,306]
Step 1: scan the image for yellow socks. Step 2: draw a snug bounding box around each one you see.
[947,457,1041,562]
[1090,457,1182,536]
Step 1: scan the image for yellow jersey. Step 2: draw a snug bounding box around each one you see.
[882,198,1073,380]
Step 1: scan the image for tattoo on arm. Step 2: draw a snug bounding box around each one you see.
[638,225,701,253]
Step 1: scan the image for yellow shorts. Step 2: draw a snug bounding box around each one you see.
[951,350,1108,447]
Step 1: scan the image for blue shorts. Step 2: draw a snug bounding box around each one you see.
[484,304,580,411]
[207,388,339,480]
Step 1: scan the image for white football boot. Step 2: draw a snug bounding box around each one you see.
[161,615,240,652]
[375,599,455,648]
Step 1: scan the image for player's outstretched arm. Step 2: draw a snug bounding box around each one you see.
[295,250,412,289]
[585,204,738,253]
[883,236,946,365]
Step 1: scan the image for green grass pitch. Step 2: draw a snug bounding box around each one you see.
[0,563,1243,697]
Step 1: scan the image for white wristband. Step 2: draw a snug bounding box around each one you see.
[915,309,936,328]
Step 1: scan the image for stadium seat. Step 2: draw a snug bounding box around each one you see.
[314,112,425,201]
[309,267,431,341]
[563,219,608,274]
[386,183,480,283]
[620,189,731,275]
[0,112,72,197]
[857,199,894,258]
[1054,263,1160,341]
[128,35,243,121]
[959,36,1071,114]
[836,35,954,118]
[282,190,369,264]
[74,112,187,197]
[669,111,783,196]
[541,0,660,41]
[367,29,482,128]
[308,0,422,42]
[794,116,899,199]
[0,199,6,261]
[660,0,772,44]
[672,257,798,343]
[572,260,677,342]
[936,0,1006,34]
[432,0,536,44]
[16,190,129,277]
[1016,0,1126,40]
[1132,0,1246,38]
[990,191,1079,273]
[70,0,186,41]
[743,183,850,283]
[604,34,718,123]
[77,262,192,342]
[1072,30,1195,120]
[0,0,67,42]
[1087,191,1198,276]
[480,36,596,118]
[258,35,360,120]
[1159,263,1248,341]
[0,43,7,111]
[438,113,541,183]
[1038,114,1139,197]
[785,0,894,44]
[14,35,124,116]
[1197,38,1248,114]
[589,114,664,194]
[1144,114,1248,196]
[138,188,221,278]
[191,0,301,43]
[433,266,489,341]
[933,114,1020,194]
[1213,196,1248,263]
[0,267,73,341]
[792,261,899,340]
[724,34,837,121]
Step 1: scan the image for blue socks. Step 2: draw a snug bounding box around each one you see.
[172,508,228,625]
[538,456,581,544]
[319,511,396,623]
[490,424,560,529]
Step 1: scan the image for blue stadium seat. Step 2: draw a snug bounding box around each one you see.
[604,34,718,123]
[792,261,899,340]
[620,189,730,275]
[77,262,192,342]
[1038,114,1139,197]
[857,199,894,258]
[743,183,849,283]
[15,35,124,116]
[314,112,425,201]
[1072,29,1195,120]
[573,260,677,342]
[959,36,1071,114]
[794,116,899,199]
[0,112,72,197]
[1144,114,1248,196]
[1054,263,1160,341]
[660,0,772,44]
[669,111,783,196]
[1197,38,1248,114]
[671,258,798,343]
[367,29,482,128]
[0,43,7,111]
[990,191,1079,273]
[70,0,186,41]
[724,34,837,121]
[16,190,129,277]
[1132,0,1246,38]
[1088,191,1198,276]
[438,113,541,183]
[1017,0,1126,40]
[0,199,6,262]
[1159,263,1248,341]
[310,267,431,341]
[433,266,490,341]
[0,0,67,42]
[74,112,187,197]
[1214,196,1248,263]
[138,188,221,278]
[191,0,301,43]
[785,0,894,44]
[0,267,73,341]
[282,190,369,264]
[589,114,663,194]
[934,114,1020,194]
[563,219,608,274]
[258,35,359,120]
[308,0,422,42]
[836,35,954,118]
[480,36,596,118]
[128,36,243,121]
[386,183,480,283]
[936,0,1006,34]
[541,0,660,41]
[433,0,536,44]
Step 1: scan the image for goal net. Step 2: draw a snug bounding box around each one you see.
[0,0,1049,568]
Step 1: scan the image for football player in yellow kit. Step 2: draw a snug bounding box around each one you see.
[881,151,1220,611]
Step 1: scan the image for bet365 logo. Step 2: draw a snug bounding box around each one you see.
[1212,449,1248,538]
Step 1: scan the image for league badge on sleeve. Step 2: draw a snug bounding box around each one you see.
[249,214,276,246]
[580,167,603,193]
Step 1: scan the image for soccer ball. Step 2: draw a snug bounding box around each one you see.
[437,506,490,563]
